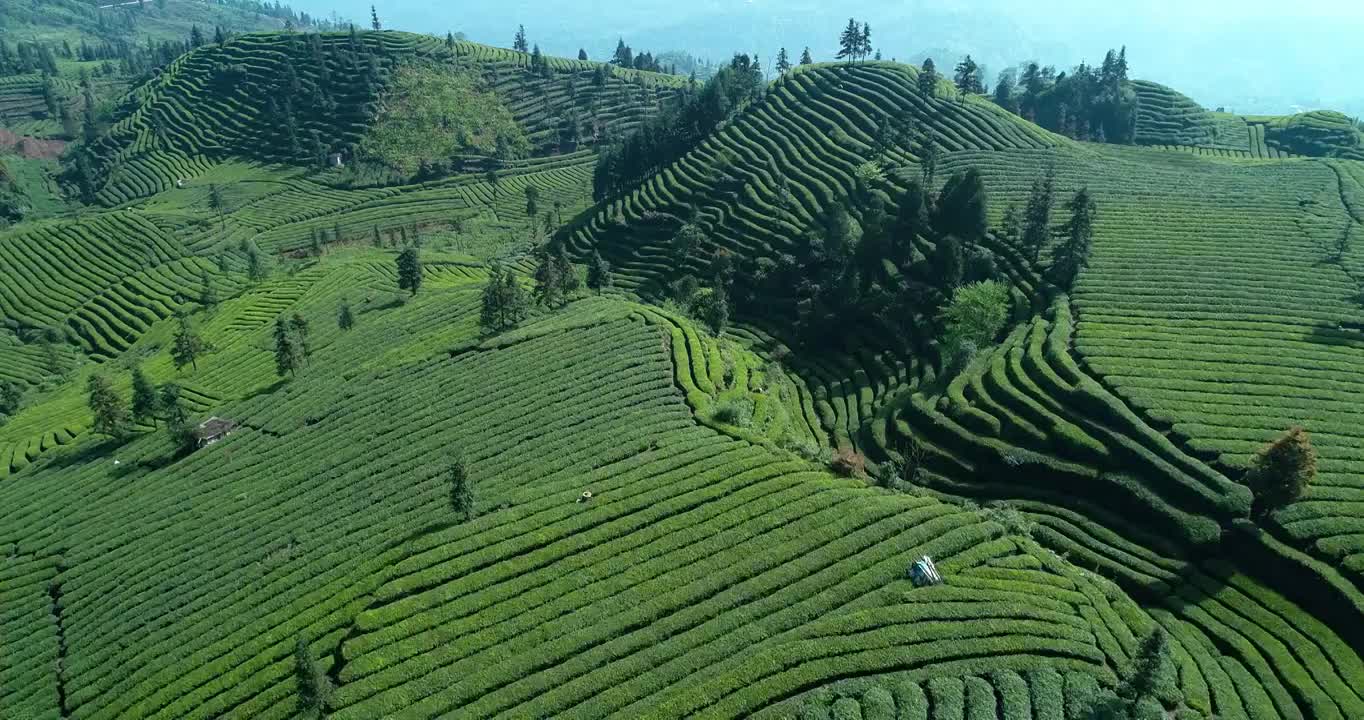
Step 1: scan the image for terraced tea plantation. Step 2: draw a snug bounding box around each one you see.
[5,27,1364,720]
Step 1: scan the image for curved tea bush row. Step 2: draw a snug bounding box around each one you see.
[0,211,246,359]
[928,145,1364,569]
[0,212,182,331]
[330,478,1020,718]
[0,551,63,720]
[1262,111,1364,161]
[625,306,823,451]
[565,63,1060,293]
[1052,147,1364,578]
[1019,501,1364,720]
[0,294,1131,720]
[246,157,596,254]
[884,298,1248,547]
[743,527,1306,720]
[1131,79,1225,148]
[96,150,217,207]
[1130,79,1364,160]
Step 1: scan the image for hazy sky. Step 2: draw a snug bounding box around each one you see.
[301,0,1364,116]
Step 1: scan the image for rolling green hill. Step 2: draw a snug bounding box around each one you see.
[1131,79,1364,160]
[3,27,1364,720]
[84,30,684,205]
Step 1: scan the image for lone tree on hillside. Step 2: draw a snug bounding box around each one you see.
[199,270,218,309]
[919,58,938,97]
[1021,168,1057,263]
[1246,427,1317,519]
[273,318,303,377]
[578,48,588,61]
[294,635,334,719]
[941,279,1009,351]
[369,5,380,31]
[1049,187,1097,289]
[775,47,791,75]
[513,24,529,53]
[289,313,312,361]
[0,380,22,417]
[953,55,983,94]
[993,69,1019,113]
[131,365,159,428]
[396,247,422,295]
[933,169,988,243]
[449,451,473,521]
[1121,628,1175,703]
[160,383,196,452]
[692,286,730,335]
[245,240,270,282]
[836,19,862,65]
[1086,627,1176,717]
[337,300,354,330]
[207,183,225,231]
[479,262,530,333]
[930,234,964,293]
[171,312,209,372]
[524,183,540,219]
[587,249,612,293]
[800,47,814,65]
[160,383,188,430]
[919,137,940,188]
[87,374,129,439]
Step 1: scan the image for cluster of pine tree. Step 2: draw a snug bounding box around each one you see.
[0,39,60,77]
[0,158,30,228]
[990,48,1137,143]
[700,126,1096,352]
[835,18,875,64]
[592,53,766,201]
[259,29,387,167]
[608,39,673,74]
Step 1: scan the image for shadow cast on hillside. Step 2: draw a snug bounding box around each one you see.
[1302,322,1364,348]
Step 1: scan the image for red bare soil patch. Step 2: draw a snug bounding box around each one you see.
[0,129,66,159]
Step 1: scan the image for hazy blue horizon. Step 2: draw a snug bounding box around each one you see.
[298,0,1364,117]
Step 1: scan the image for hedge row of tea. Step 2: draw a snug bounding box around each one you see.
[0,549,63,720]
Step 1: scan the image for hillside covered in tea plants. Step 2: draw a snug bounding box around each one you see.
[3,22,1364,720]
